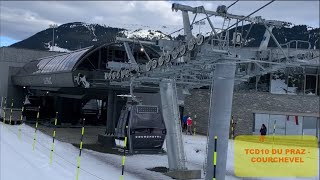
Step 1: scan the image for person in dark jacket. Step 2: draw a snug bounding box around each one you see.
[182,115,188,131]
[259,124,267,142]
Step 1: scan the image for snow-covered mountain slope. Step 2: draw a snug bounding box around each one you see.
[9,22,320,52]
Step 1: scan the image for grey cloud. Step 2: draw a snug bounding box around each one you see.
[0,1,319,41]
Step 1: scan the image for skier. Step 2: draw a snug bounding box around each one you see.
[259,124,267,142]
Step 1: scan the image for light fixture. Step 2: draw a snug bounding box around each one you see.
[23,86,26,89]
[140,48,144,52]
[46,91,49,94]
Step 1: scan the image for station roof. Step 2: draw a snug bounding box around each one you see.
[17,46,92,75]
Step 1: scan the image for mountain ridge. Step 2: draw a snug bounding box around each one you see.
[9,22,320,52]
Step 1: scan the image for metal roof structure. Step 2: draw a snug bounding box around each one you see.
[17,47,92,76]
[12,43,160,90]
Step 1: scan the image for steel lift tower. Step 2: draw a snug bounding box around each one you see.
[95,1,318,179]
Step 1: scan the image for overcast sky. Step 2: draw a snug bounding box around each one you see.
[0,1,319,46]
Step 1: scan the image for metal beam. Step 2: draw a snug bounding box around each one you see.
[123,42,137,64]
[263,22,289,61]
[160,79,186,171]
[182,11,193,40]
[171,3,289,27]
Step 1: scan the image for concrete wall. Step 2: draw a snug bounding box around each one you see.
[0,47,59,107]
[184,89,320,136]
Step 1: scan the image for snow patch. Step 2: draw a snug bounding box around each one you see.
[44,42,70,52]
[49,46,71,52]
[82,22,98,42]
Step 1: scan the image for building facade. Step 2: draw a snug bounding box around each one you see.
[184,66,320,140]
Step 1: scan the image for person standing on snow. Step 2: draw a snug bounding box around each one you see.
[182,115,188,132]
[186,116,193,135]
[259,124,267,142]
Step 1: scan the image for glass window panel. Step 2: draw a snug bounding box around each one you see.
[285,115,303,135]
[269,115,286,135]
[254,113,269,134]
[302,116,317,136]
[288,73,304,95]
[305,75,317,95]
[270,71,287,95]
[257,74,270,92]
[303,116,317,129]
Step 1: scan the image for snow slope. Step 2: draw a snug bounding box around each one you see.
[0,123,142,180]
[1,123,319,180]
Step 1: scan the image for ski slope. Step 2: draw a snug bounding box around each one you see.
[0,123,319,180]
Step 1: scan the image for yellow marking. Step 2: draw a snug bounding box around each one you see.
[49,143,55,165]
[80,141,83,150]
[37,112,40,119]
[81,127,84,135]
[54,119,57,125]
[49,154,53,165]
[215,136,217,139]
[77,156,81,167]
[76,167,80,180]
[213,152,217,165]
[120,175,124,180]
[53,131,56,137]
[36,122,38,128]
[124,137,127,147]
[122,156,126,165]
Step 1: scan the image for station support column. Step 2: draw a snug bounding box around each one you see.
[160,79,186,171]
[105,90,114,135]
[205,62,236,180]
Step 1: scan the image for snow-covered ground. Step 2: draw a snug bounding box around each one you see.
[1,123,319,180]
